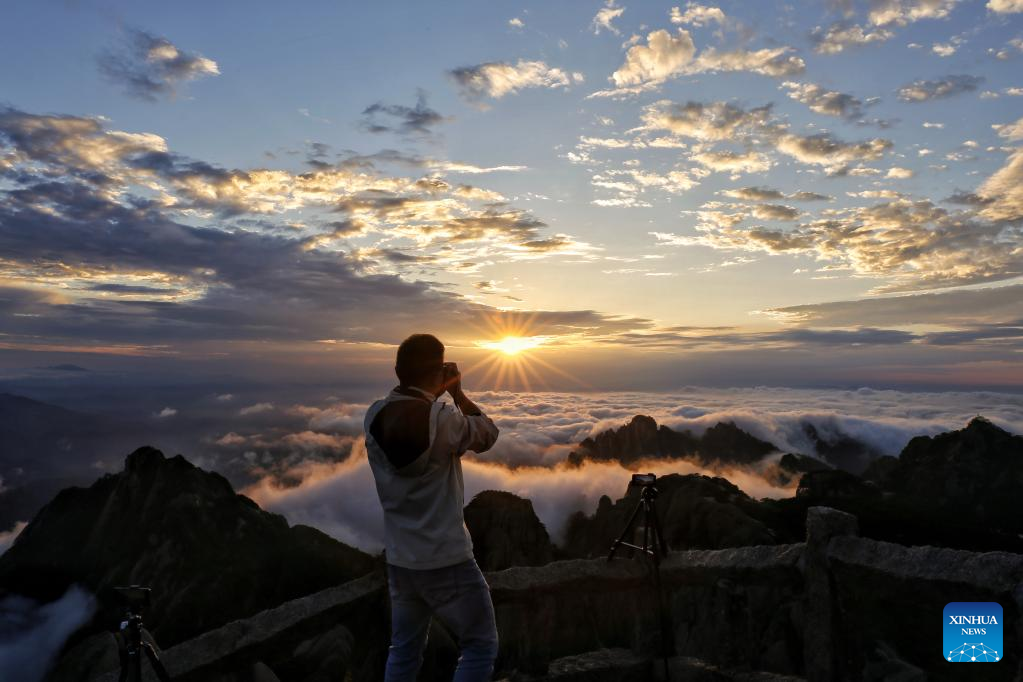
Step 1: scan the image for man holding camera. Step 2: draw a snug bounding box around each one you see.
[364,333,500,682]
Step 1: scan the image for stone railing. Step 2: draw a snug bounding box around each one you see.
[91,507,1023,681]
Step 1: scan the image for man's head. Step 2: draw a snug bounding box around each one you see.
[395,333,445,395]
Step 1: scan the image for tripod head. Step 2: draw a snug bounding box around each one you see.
[629,472,659,501]
[114,585,152,618]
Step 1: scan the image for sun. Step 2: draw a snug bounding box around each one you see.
[480,335,543,356]
[457,310,592,391]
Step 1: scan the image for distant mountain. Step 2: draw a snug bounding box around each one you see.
[0,394,156,530]
[0,393,112,474]
[562,417,1023,556]
[567,414,881,474]
[0,446,377,650]
[567,415,777,468]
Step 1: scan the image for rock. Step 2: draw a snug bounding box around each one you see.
[764,454,831,487]
[544,648,651,681]
[278,623,353,682]
[796,470,880,502]
[562,474,779,558]
[885,416,1023,532]
[860,456,898,488]
[0,447,377,652]
[464,491,555,570]
[801,422,879,474]
[44,631,120,682]
[567,417,778,469]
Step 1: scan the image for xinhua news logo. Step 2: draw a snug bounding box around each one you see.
[944,602,1002,663]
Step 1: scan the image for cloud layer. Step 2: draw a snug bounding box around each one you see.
[233,386,1023,551]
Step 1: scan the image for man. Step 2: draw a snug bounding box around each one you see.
[364,333,501,681]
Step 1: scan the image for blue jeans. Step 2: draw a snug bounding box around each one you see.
[384,558,499,682]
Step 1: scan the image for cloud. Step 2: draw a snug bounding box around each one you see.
[977,147,1023,221]
[610,29,697,89]
[239,402,275,416]
[781,81,867,119]
[670,3,727,26]
[991,37,1023,59]
[592,1,626,35]
[237,386,1023,550]
[691,47,806,77]
[640,100,774,142]
[361,91,449,136]
[886,166,914,178]
[155,407,177,418]
[766,285,1023,327]
[811,22,894,54]
[638,99,891,173]
[448,60,579,101]
[508,17,525,29]
[867,0,959,26]
[97,28,219,101]
[722,187,831,202]
[671,197,1023,291]
[691,149,772,174]
[775,132,892,170]
[897,74,984,102]
[0,105,607,357]
[988,0,1023,11]
[993,116,1023,141]
[0,586,97,682]
[752,204,800,221]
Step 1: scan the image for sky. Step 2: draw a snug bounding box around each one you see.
[1,0,1023,393]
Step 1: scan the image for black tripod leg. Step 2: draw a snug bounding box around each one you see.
[116,633,129,682]
[608,496,644,560]
[642,500,651,554]
[649,496,668,559]
[650,559,672,681]
[141,642,173,682]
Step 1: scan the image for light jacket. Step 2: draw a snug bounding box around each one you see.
[364,385,499,569]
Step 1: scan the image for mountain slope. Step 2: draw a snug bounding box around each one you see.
[0,446,377,648]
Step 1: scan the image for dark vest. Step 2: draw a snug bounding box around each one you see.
[368,386,434,470]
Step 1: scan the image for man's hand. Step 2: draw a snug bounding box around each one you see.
[444,362,482,416]
[443,361,462,397]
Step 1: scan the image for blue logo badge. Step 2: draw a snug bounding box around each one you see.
[944,602,1002,662]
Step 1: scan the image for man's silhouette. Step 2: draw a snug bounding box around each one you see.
[364,333,500,681]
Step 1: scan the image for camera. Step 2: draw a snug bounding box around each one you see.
[630,473,657,486]
[443,362,457,380]
[114,585,152,612]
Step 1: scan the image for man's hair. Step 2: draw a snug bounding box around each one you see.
[395,333,445,386]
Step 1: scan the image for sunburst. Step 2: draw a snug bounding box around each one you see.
[478,335,544,356]
[452,310,592,391]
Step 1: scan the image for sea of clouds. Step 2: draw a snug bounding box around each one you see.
[232,386,1023,553]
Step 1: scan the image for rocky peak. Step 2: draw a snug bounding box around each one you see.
[886,415,1022,527]
[464,490,555,570]
[123,445,168,474]
[0,447,376,649]
[568,415,781,468]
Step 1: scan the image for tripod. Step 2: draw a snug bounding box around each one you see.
[607,477,672,681]
[115,587,171,682]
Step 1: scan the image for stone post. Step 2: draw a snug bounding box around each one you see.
[804,506,858,682]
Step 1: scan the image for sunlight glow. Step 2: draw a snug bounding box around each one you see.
[457,311,591,391]
[479,335,544,356]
